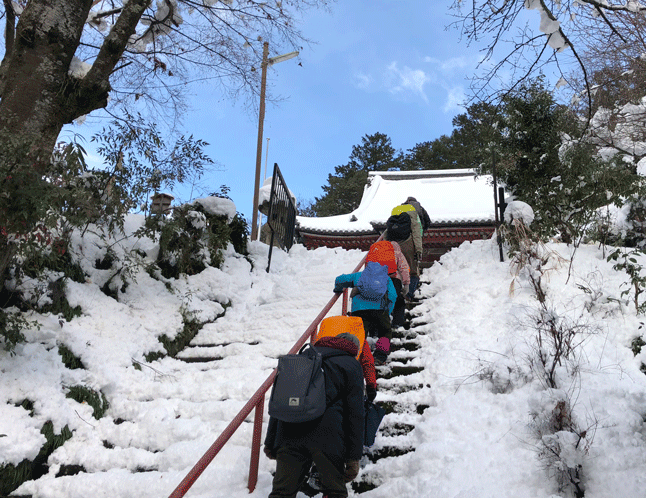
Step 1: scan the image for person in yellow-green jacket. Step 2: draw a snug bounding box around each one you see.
[387,203,422,299]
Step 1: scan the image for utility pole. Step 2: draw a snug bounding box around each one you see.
[250,43,298,241]
[257,137,270,238]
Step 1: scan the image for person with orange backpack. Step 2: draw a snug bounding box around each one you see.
[264,332,364,498]
[365,240,410,329]
[297,316,383,497]
[316,315,378,401]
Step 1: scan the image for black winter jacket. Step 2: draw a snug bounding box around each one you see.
[264,343,365,461]
[405,200,431,231]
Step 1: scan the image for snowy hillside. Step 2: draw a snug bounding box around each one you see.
[1,214,646,498]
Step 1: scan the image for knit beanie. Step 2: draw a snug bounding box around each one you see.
[337,332,360,350]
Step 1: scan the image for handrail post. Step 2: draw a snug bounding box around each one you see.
[248,396,265,492]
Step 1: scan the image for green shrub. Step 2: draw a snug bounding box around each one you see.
[158,315,203,358]
[228,213,249,255]
[0,308,29,353]
[65,385,110,420]
[58,344,86,370]
[15,398,35,415]
[155,201,239,279]
[95,249,117,270]
[0,458,33,496]
[607,247,646,314]
[38,278,82,321]
[601,195,646,249]
[0,421,72,496]
[2,115,215,304]
[143,351,166,363]
[20,237,85,284]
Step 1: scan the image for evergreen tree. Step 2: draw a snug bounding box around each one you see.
[495,78,577,194]
[486,77,636,244]
[403,137,457,170]
[404,102,502,172]
[450,101,503,171]
[312,133,402,216]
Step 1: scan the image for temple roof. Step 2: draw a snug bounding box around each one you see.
[296,169,498,235]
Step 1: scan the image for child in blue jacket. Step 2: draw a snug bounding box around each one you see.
[334,262,397,365]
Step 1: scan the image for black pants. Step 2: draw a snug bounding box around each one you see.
[350,308,391,341]
[269,445,347,498]
[390,277,405,328]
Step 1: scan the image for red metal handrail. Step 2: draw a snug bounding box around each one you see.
[167,252,371,497]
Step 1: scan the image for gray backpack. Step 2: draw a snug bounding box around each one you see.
[268,344,346,423]
[268,344,326,423]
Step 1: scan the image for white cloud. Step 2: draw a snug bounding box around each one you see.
[420,56,470,112]
[353,54,473,111]
[443,85,466,113]
[353,71,373,90]
[385,61,432,103]
[425,55,472,73]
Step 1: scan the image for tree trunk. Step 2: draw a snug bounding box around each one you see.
[0,0,151,168]
[0,0,98,167]
[0,0,150,283]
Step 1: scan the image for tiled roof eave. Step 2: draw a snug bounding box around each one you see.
[295,226,378,236]
[296,218,496,236]
[370,218,496,229]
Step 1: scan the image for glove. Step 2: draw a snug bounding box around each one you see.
[343,460,360,482]
[401,284,409,297]
[263,445,276,460]
[366,385,377,402]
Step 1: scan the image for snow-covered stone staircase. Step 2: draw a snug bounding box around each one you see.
[352,297,434,494]
[3,242,450,498]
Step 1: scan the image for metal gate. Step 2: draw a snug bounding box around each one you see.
[265,163,297,271]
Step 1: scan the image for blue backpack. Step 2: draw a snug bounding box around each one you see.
[356,261,389,303]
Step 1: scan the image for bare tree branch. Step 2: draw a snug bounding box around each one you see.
[450,0,645,116]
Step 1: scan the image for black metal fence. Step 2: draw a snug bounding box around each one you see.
[265,163,297,271]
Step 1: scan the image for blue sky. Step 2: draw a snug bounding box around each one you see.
[67,1,496,222]
[194,0,491,220]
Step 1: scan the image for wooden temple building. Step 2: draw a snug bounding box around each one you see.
[295,169,500,266]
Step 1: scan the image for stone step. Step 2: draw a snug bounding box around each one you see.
[363,444,415,462]
[176,355,223,363]
[390,338,421,351]
[379,421,415,437]
[379,399,430,416]
[376,364,424,379]
[354,292,431,494]
[378,382,424,395]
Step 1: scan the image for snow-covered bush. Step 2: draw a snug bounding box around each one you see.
[477,356,532,394]
[153,197,247,279]
[529,392,593,498]
[505,219,600,497]
[0,115,239,352]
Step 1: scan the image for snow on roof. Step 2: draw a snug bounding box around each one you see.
[296,169,498,234]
